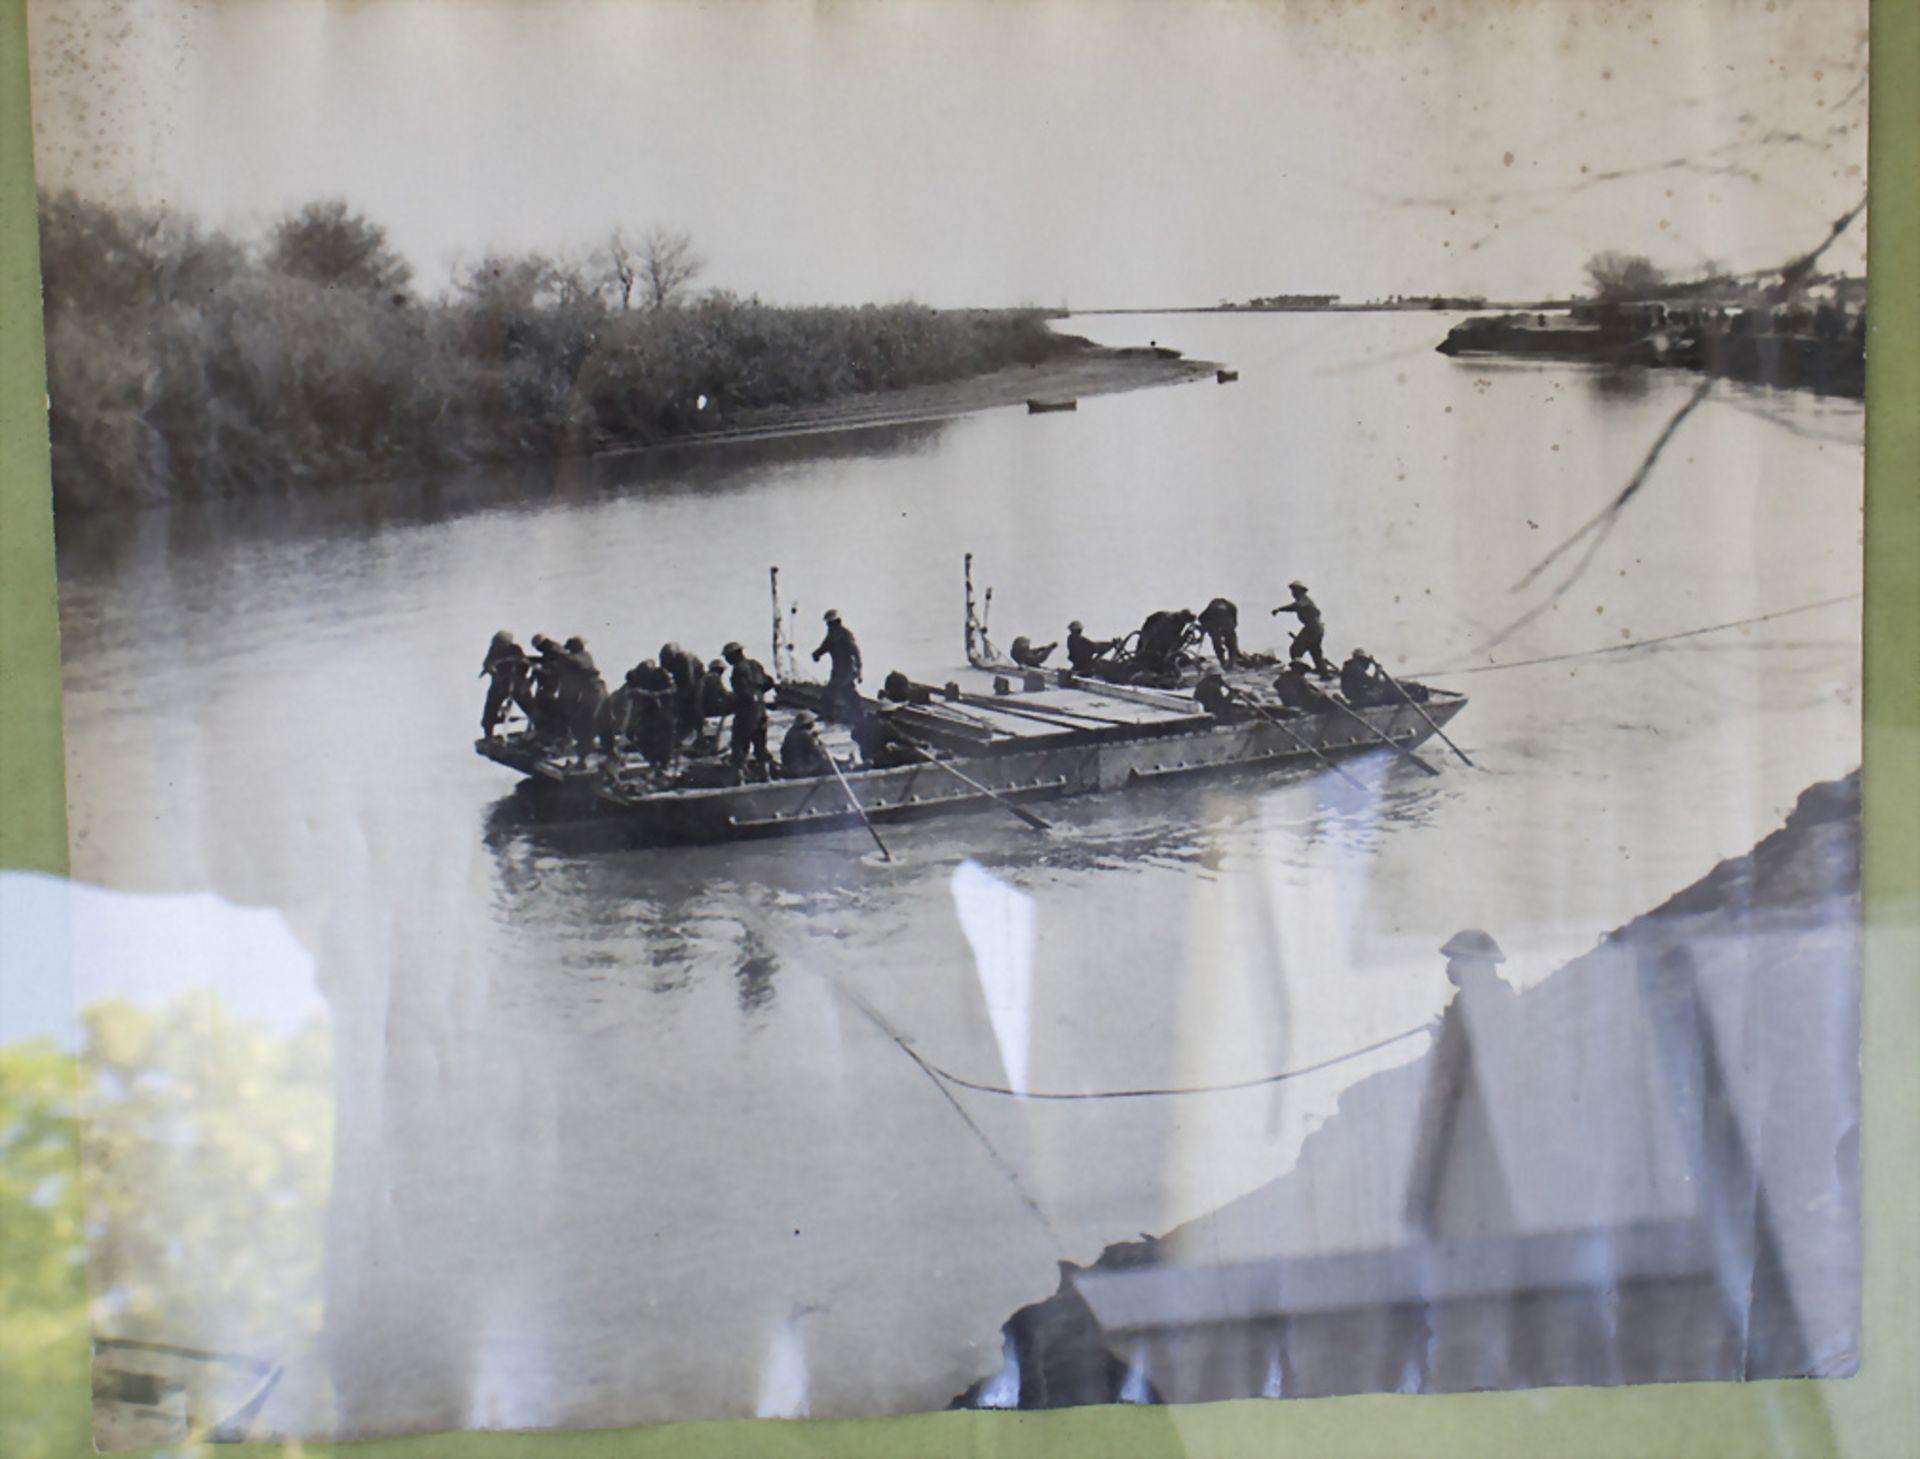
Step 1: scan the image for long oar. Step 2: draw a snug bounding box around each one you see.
[1381,669,1475,769]
[822,750,892,861]
[1223,688,1369,794]
[900,738,1053,832]
[1323,692,1441,776]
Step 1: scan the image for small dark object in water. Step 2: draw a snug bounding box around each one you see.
[1027,398,1077,413]
[1216,368,1239,383]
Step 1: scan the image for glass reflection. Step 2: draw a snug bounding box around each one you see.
[955,773,1859,1407]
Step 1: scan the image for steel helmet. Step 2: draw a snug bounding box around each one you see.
[1439,929,1505,963]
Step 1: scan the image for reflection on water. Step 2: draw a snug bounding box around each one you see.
[52,311,1862,1435]
[1589,365,1655,402]
[54,418,955,568]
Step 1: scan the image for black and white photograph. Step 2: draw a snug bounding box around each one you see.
[7,0,1867,1444]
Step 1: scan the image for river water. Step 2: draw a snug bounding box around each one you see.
[53,311,1862,1436]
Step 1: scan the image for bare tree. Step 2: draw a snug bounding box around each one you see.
[601,227,640,311]
[638,226,705,309]
[1583,250,1666,303]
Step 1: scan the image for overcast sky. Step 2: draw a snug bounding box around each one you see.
[27,0,1867,307]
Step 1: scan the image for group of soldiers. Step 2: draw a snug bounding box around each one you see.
[481,583,1413,786]
[480,609,909,782]
[481,631,774,769]
[1007,579,1415,717]
[1004,581,1397,703]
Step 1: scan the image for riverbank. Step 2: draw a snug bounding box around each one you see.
[39,192,1211,517]
[958,770,1861,1407]
[610,343,1213,452]
[1436,312,1865,399]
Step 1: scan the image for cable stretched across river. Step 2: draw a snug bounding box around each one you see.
[1408,592,1859,680]
[920,1023,1431,1102]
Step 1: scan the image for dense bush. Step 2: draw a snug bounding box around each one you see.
[37,193,1069,514]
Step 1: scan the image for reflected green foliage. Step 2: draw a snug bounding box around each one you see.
[0,1040,90,1459]
[37,191,1068,514]
[0,995,330,1454]
[80,993,332,1357]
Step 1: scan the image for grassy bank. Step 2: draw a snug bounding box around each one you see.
[37,194,1082,515]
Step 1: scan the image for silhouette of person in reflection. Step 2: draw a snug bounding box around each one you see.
[1405,929,1515,1234]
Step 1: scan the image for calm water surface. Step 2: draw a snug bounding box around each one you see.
[55,312,1862,1434]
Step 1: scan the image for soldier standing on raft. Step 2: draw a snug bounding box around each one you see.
[528,635,569,739]
[659,643,702,740]
[780,711,835,779]
[627,658,680,770]
[479,631,533,737]
[1197,597,1242,669]
[596,668,644,756]
[555,635,595,726]
[1271,581,1333,678]
[698,658,731,737]
[1133,608,1197,678]
[1066,620,1121,676]
[723,641,774,773]
[563,638,607,761]
[812,610,864,721]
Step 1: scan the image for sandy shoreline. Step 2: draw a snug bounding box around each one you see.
[599,347,1217,456]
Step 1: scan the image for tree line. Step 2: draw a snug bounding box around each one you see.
[37,195,1068,514]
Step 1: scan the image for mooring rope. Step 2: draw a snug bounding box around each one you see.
[806,962,1062,1239]
[1409,592,1859,680]
[921,1023,1431,1102]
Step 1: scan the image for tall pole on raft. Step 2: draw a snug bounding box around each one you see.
[770,566,783,679]
[964,553,978,665]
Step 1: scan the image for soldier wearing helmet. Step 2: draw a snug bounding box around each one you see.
[723,641,774,772]
[811,609,864,722]
[780,710,835,780]
[1440,929,1507,993]
[1066,620,1121,676]
[1340,647,1391,708]
[1271,581,1332,678]
[479,631,533,737]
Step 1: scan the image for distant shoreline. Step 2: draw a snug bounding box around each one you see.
[602,343,1215,456]
[1070,301,1574,316]
[1435,312,1866,400]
